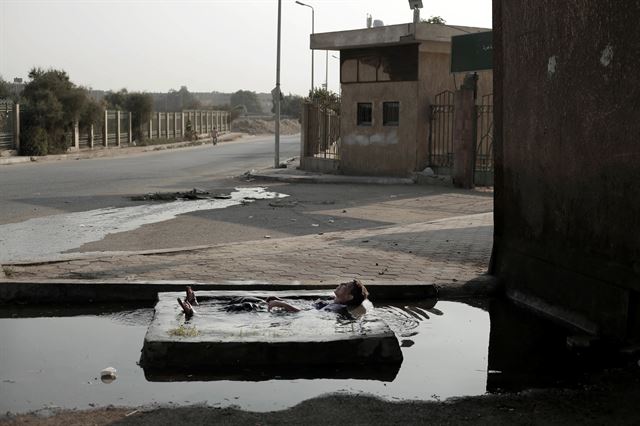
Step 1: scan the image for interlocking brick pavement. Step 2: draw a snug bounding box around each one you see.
[8,212,493,285]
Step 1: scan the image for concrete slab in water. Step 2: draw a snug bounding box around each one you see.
[140,291,403,380]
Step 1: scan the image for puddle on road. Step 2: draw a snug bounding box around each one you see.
[0,301,490,414]
[0,187,287,263]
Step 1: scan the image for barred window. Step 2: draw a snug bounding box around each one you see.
[357,103,372,126]
[383,102,399,126]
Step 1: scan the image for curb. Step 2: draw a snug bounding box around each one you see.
[0,275,500,304]
[0,280,438,304]
[248,171,415,185]
[0,133,244,166]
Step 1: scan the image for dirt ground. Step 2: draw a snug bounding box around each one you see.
[231,118,300,135]
[3,365,639,425]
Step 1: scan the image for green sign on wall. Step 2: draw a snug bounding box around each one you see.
[451,31,493,73]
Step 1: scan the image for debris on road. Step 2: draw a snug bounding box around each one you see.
[131,188,210,201]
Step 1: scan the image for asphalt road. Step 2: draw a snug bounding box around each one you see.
[0,133,493,263]
[0,134,300,225]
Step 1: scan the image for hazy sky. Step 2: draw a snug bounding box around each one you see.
[0,0,492,96]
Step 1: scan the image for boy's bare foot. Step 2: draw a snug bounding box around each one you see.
[177,298,194,317]
[186,286,198,305]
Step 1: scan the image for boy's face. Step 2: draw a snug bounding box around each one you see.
[334,282,354,304]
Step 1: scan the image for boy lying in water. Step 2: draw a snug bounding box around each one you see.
[177,280,369,317]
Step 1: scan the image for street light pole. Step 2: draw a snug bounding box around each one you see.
[275,0,281,168]
[325,50,328,90]
[295,1,314,94]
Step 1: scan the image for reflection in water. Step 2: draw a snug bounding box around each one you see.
[486,299,610,393]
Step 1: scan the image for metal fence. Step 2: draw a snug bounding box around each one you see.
[428,91,455,168]
[302,102,341,160]
[475,94,494,172]
[428,90,494,174]
[0,101,15,150]
[1,106,230,153]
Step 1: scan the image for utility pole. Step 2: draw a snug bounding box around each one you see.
[295,1,315,94]
[274,0,281,168]
[325,50,328,89]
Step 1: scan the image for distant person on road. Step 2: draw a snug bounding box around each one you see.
[211,126,218,145]
[177,280,369,317]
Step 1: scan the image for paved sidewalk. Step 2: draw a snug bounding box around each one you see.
[5,212,493,286]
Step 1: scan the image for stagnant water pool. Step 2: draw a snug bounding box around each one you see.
[0,299,590,414]
[0,300,491,414]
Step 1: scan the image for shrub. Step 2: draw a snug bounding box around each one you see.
[20,126,48,156]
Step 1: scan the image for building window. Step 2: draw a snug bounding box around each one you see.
[383,102,399,126]
[357,103,372,126]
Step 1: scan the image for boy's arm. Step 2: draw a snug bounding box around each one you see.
[267,300,300,312]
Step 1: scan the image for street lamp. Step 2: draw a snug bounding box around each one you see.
[295,1,314,94]
[331,54,340,95]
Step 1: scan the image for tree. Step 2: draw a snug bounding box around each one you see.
[163,86,200,111]
[20,67,94,155]
[104,89,129,110]
[0,76,10,99]
[307,88,340,114]
[273,93,304,120]
[230,90,262,114]
[104,89,154,141]
[421,16,446,24]
[125,92,154,141]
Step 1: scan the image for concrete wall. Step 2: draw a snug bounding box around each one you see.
[493,0,640,340]
[340,81,418,176]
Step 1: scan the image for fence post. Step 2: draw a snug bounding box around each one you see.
[103,110,109,147]
[13,103,20,152]
[181,112,185,139]
[156,112,161,139]
[452,74,478,189]
[73,121,80,150]
[116,111,121,147]
[89,124,94,149]
[173,113,177,139]
[148,118,152,140]
[128,112,132,144]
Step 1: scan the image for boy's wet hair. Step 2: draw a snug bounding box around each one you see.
[346,279,369,306]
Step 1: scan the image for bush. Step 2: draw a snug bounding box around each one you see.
[21,126,48,156]
[184,119,197,141]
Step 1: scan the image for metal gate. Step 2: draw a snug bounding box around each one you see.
[475,94,494,172]
[428,91,494,177]
[428,91,455,168]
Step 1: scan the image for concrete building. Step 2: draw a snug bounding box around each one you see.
[311,23,492,177]
[493,1,640,341]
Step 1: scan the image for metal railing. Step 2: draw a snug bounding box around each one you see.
[428,90,494,174]
[475,94,494,172]
[0,100,15,150]
[302,102,341,160]
[428,91,455,168]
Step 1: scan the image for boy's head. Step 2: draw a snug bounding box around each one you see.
[334,279,369,306]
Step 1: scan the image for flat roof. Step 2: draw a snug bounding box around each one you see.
[310,22,491,51]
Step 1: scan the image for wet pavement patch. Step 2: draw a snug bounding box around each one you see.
[0,187,288,263]
[140,291,403,379]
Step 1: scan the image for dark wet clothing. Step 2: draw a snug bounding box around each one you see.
[223,297,348,314]
[312,300,349,314]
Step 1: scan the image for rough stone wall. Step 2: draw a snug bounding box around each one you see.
[493,0,640,339]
